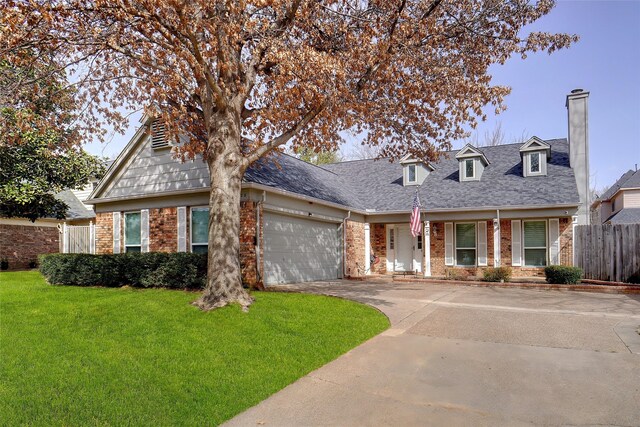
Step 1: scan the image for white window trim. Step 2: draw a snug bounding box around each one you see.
[528,152,544,176]
[407,164,417,184]
[123,211,142,252]
[522,219,548,267]
[455,222,477,267]
[190,206,209,252]
[464,159,475,179]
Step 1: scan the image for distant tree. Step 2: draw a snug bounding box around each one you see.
[347,143,384,160]
[0,53,104,221]
[292,146,343,165]
[1,0,577,310]
[464,121,530,147]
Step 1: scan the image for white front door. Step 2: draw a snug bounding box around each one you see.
[395,225,413,271]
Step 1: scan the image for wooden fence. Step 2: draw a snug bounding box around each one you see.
[574,224,640,282]
[60,223,95,254]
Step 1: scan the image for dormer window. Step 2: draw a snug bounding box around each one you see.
[519,137,550,177]
[408,164,417,183]
[455,144,489,182]
[400,154,435,186]
[464,159,474,179]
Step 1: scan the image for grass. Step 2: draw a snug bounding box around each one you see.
[0,271,388,426]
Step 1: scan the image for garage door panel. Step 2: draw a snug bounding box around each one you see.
[264,212,342,285]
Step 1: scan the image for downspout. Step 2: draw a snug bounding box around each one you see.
[343,210,351,278]
[496,209,501,267]
[255,191,266,285]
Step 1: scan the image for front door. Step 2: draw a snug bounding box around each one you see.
[395,225,413,271]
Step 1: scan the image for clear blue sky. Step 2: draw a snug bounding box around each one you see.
[84,0,640,191]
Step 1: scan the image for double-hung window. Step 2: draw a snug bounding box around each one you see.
[455,223,476,266]
[124,212,141,253]
[191,207,209,253]
[408,164,417,183]
[523,220,547,266]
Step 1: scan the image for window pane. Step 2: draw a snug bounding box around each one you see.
[524,221,546,247]
[408,165,416,182]
[525,249,546,266]
[192,245,208,254]
[191,208,209,244]
[389,229,394,250]
[530,153,540,173]
[125,212,141,245]
[456,223,476,248]
[125,246,141,253]
[465,159,474,178]
[417,234,422,250]
[456,249,476,266]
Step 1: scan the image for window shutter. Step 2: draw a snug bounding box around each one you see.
[511,220,522,266]
[177,207,187,252]
[477,221,488,266]
[141,209,149,252]
[444,222,454,266]
[113,212,121,254]
[549,219,560,265]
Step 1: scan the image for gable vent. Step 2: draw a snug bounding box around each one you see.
[150,119,170,150]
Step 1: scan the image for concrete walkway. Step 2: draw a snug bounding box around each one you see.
[226,280,640,426]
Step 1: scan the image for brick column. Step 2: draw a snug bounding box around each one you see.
[239,201,263,290]
[345,220,365,277]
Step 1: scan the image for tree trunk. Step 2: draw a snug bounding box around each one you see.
[192,112,253,311]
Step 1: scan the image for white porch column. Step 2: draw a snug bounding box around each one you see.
[493,219,501,267]
[364,223,371,275]
[62,222,69,253]
[89,221,96,254]
[423,221,431,277]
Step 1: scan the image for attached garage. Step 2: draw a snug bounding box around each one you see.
[263,212,343,285]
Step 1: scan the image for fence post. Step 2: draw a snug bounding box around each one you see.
[90,221,96,254]
[62,222,68,254]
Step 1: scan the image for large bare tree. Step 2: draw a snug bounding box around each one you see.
[0,0,577,310]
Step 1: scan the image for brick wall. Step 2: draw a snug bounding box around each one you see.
[96,212,113,254]
[239,201,262,289]
[149,208,177,252]
[0,224,59,270]
[500,219,512,268]
[345,220,365,277]
[559,217,573,266]
[371,224,386,274]
[486,220,494,266]
[430,222,446,276]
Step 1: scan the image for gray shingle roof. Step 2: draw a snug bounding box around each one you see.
[322,139,579,212]
[55,190,96,220]
[606,208,640,224]
[244,153,365,208]
[598,169,640,201]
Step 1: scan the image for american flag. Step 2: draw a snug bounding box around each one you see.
[410,191,422,237]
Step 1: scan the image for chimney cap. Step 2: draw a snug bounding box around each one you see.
[571,88,584,94]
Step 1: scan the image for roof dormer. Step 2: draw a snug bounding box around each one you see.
[519,136,551,177]
[455,144,489,182]
[399,154,434,186]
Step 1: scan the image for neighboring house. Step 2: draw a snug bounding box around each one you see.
[591,168,640,224]
[0,190,95,270]
[87,89,591,286]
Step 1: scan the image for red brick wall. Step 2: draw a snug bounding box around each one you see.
[486,220,494,267]
[500,219,512,268]
[345,220,365,277]
[430,222,446,276]
[96,212,114,254]
[371,224,386,274]
[559,217,573,266]
[149,208,177,252]
[0,223,59,270]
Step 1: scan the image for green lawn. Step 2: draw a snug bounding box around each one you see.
[0,271,388,426]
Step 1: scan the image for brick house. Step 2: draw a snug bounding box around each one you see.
[87,89,590,286]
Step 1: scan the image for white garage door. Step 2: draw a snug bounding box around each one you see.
[263,212,342,285]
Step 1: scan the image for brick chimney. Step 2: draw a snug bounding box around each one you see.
[566,89,590,225]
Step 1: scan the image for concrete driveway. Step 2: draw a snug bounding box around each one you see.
[226,280,640,426]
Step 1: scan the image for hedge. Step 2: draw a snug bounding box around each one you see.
[544,265,583,284]
[39,253,207,289]
[483,267,512,282]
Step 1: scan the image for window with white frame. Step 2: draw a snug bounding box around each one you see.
[124,212,141,253]
[523,220,547,266]
[530,152,541,174]
[191,207,209,253]
[464,159,474,179]
[455,223,476,266]
[407,164,417,183]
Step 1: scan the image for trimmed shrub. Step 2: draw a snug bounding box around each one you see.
[39,252,207,289]
[483,267,512,282]
[544,265,583,284]
[626,272,640,284]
